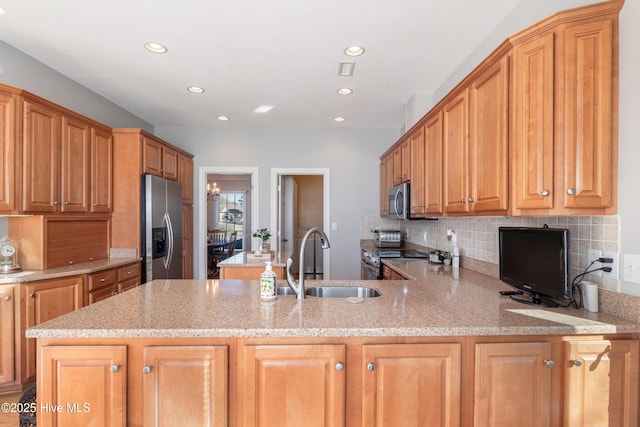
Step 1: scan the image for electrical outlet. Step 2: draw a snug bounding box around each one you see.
[602,251,618,280]
[623,254,640,285]
[587,249,603,276]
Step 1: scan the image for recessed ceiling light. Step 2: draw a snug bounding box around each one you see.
[217,116,230,121]
[187,86,205,94]
[254,105,274,113]
[334,117,346,122]
[337,88,353,95]
[144,42,168,54]
[0,8,6,16]
[344,46,365,57]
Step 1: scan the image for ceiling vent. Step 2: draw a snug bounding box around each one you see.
[337,62,355,76]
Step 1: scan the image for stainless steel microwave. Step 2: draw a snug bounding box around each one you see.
[388,183,410,220]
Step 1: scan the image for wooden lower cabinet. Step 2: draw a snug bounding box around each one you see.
[87,262,141,305]
[0,285,15,386]
[142,346,228,427]
[362,343,461,427]
[382,265,407,280]
[219,265,286,280]
[39,345,127,427]
[240,344,346,427]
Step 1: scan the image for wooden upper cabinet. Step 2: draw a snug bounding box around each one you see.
[563,339,639,427]
[21,99,60,213]
[468,55,509,214]
[0,92,16,213]
[90,127,113,213]
[424,111,443,214]
[362,343,461,427]
[512,32,555,211]
[143,135,179,181]
[60,114,91,213]
[409,127,426,215]
[443,89,469,214]
[178,153,193,204]
[380,154,393,216]
[562,19,615,210]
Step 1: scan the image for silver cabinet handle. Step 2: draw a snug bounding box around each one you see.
[100,277,108,282]
[2,295,10,301]
[540,189,549,197]
[544,359,554,368]
[572,359,583,367]
[142,365,153,374]
[567,188,576,195]
[110,364,120,373]
[64,201,70,205]
[335,362,344,371]
[53,201,59,206]
[29,292,35,298]
[367,362,375,371]
[468,197,475,203]
[93,203,98,207]
[460,199,466,204]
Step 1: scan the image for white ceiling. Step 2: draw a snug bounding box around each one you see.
[0,0,523,129]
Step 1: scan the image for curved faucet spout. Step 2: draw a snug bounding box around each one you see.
[286,227,331,300]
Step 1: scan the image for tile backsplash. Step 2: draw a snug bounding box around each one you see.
[361,215,620,291]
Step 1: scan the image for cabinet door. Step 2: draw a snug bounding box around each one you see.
[143,136,163,177]
[142,345,228,427]
[424,111,443,214]
[91,126,113,213]
[563,20,614,209]
[392,144,402,186]
[162,145,179,181]
[0,286,15,385]
[241,344,346,427]
[443,90,469,214]
[178,154,193,204]
[474,342,552,427]
[400,139,410,183]
[0,92,16,213]
[25,276,83,380]
[362,343,461,427]
[60,114,90,213]
[469,56,509,213]
[21,100,60,213]
[39,345,126,427]
[409,127,426,215]
[564,339,638,427]
[182,205,194,279]
[379,155,393,216]
[512,33,555,210]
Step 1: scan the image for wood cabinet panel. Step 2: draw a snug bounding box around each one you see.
[0,92,16,213]
[182,204,194,279]
[91,126,113,213]
[562,19,615,210]
[0,286,15,385]
[474,341,552,427]
[143,136,162,177]
[178,154,194,204]
[60,114,90,213]
[162,145,179,181]
[219,265,285,280]
[443,90,469,214]
[424,112,444,214]
[21,99,60,213]
[142,346,228,427]
[39,345,127,427]
[379,155,393,216]
[362,343,461,427]
[409,127,426,216]
[563,339,639,427]
[512,32,555,210]
[468,56,509,213]
[241,344,346,427]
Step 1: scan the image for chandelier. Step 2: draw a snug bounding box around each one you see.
[207,182,220,201]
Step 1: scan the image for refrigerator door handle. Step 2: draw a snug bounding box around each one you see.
[163,212,174,270]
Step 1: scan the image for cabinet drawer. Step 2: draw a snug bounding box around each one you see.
[117,263,140,282]
[88,284,117,304]
[88,269,117,291]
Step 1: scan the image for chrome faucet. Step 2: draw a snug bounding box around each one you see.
[286,227,330,300]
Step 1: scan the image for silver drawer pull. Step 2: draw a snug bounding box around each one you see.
[572,359,583,367]
[540,189,549,197]
[544,359,554,368]
[335,362,344,371]
[367,362,375,371]
[567,188,576,195]
[110,364,120,373]
[142,365,153,374]
[3,295,10,301]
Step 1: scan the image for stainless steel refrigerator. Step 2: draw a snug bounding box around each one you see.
[141,174,183,282]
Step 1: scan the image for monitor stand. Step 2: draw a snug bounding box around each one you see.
[510,293,559,308]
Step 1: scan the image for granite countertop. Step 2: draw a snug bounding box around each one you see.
[0,257,141,285]
[27,266,640,339]
[217,251,292,268]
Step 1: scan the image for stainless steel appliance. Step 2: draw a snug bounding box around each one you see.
[388,183,410,220]
[141,174,183,283]
[374,230,402,248]
[361,248,430,280]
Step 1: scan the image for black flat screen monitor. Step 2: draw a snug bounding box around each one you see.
[499,226,570,307]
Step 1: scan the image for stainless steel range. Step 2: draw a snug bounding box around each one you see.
[361,247,430,280]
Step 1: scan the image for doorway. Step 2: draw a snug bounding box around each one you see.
[197,167,259,280]
[270,168,331,279]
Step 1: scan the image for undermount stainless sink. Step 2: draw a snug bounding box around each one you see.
[305,286,381,298]
[276,286,381,298]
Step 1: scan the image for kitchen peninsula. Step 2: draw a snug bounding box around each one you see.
[216,251,291,280]
[28,266,639,427]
